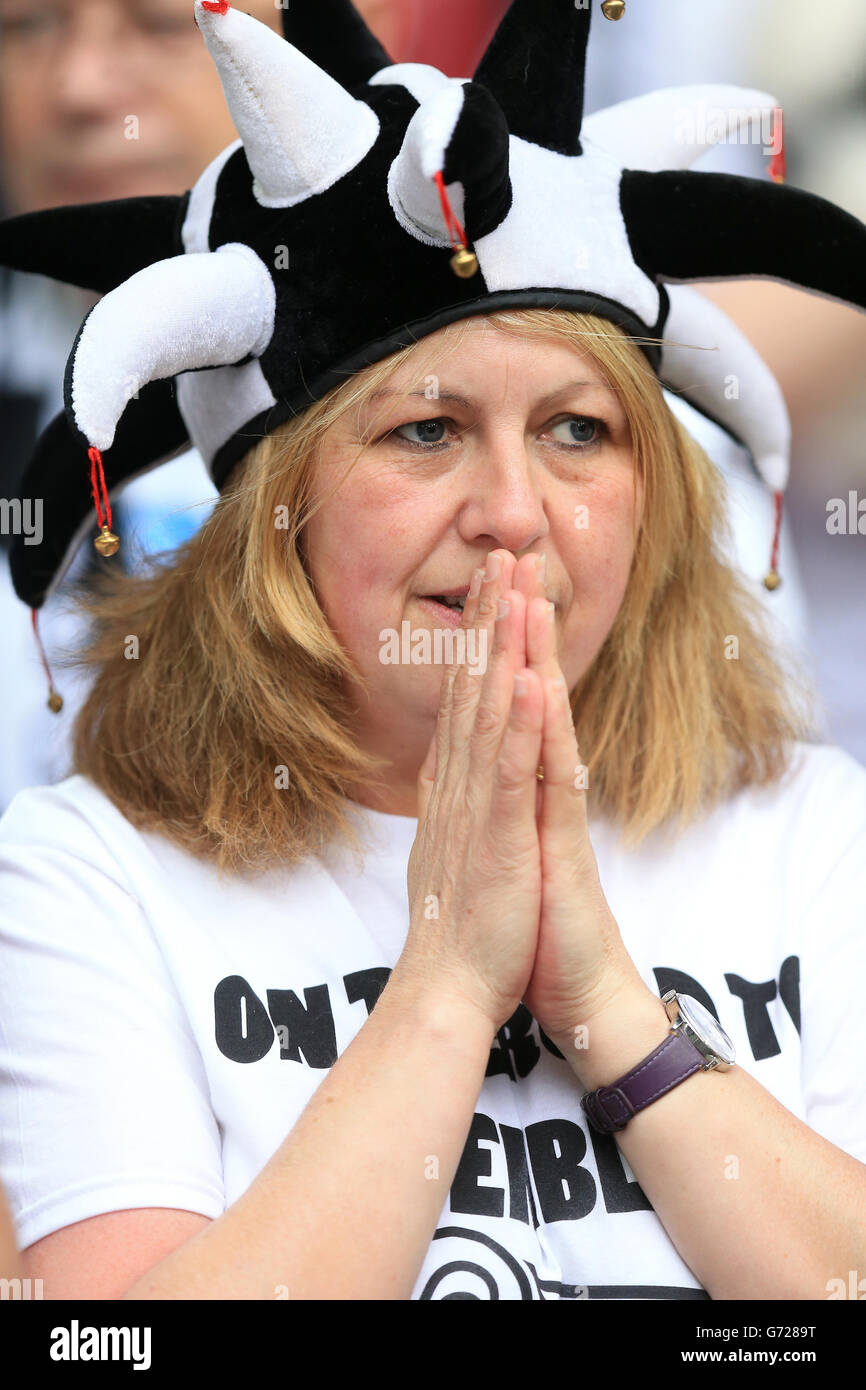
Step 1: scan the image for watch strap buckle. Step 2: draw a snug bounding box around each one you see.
[581,1083,635,1133]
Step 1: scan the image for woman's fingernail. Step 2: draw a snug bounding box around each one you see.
[484,553,501,582]
[536,552,547,583]
[514,672,528,696]
[469,567,484,598]
[547,600,556,622]
[496,598,510,621]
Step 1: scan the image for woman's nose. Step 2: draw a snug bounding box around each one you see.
[458,434,549,555]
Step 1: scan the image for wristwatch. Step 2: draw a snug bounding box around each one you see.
[580,990,736,1134]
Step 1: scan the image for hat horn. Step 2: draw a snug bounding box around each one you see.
[621,170,866,310]
[0,195,185,294]
[474,0,591,156]
[194,2,379,209]
[661,284,790,493]
[584,86,781,171]
[281,0,393,88]
[389,82,512,247]
[66,243,275,453]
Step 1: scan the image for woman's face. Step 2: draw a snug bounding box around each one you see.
[302,319,640,791]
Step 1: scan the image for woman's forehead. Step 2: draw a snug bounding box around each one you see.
[383,319,612,394]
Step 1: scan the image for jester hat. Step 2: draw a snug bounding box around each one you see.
[2,0,866,615]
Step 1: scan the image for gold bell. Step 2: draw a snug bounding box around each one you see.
[47,691,63,714]
[601,0,626,18]
[536,764,545,782]
[94,524,120,557]
[450,246,479,278]
[763,571,782,591]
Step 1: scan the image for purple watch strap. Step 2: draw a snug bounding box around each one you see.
[580,1030,704,1134]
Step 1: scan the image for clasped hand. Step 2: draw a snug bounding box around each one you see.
[405,549,646,1047]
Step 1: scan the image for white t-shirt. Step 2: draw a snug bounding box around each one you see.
[0,743,864,1301]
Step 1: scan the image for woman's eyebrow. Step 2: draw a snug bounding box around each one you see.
[369,389,473,409]
[368,380,612,410]
[532,380,618,409]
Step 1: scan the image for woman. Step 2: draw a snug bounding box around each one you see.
[1,0,865,1301]
[1,306,865,1301]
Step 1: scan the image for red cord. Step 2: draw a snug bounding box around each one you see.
[770,490,784,574]
[768,107,786,184]
[31,609,61,711]
[201,1,231,14]
[433,170,468,251]
[88,446,112,532]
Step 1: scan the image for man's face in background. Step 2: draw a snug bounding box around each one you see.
[0,0,401,214]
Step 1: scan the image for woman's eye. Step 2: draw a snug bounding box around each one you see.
[386,415,604,450]
[392,419,450,448]
[549,416,603,447]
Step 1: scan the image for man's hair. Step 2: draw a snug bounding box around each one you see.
[67,308,813,872]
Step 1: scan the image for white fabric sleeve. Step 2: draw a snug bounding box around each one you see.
[0,790,225,1251]
[798,751,866,1166]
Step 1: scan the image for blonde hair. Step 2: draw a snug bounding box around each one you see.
[68,309,813,871]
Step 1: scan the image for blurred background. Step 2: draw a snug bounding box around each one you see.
[1,0,864,814]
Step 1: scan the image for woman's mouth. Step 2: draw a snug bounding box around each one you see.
[416,593,468,627]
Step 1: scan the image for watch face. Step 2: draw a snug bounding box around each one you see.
[678,994,736,1065]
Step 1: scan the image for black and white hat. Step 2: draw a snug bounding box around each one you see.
[3,0,866,614]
